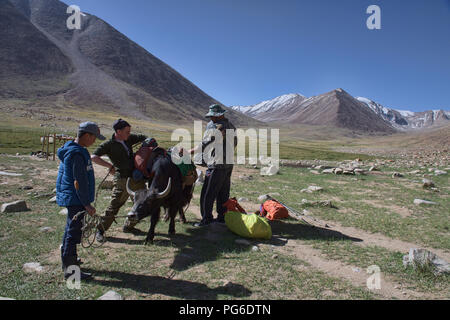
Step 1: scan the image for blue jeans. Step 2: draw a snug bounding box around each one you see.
[200,167,233,223]
[61,206,85,259]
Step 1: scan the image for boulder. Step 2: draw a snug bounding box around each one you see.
[98,290,123,300]
[1,200,29,213]
[261,165,278,176]
[403,248,450,276]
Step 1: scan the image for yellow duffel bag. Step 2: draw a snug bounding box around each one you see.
[225,211,272,240]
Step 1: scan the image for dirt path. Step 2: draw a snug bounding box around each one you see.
[186,198,445,299]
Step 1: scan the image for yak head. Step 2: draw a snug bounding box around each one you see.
[126,177,171,219]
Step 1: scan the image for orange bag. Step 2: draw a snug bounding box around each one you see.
[260,200,289,221]
[223,198,247,214]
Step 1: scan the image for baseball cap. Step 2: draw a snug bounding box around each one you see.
[78,122,106,140]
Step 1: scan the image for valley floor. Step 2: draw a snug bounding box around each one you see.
[0,149,448,300]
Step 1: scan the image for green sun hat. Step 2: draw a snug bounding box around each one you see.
[205,104,227,118]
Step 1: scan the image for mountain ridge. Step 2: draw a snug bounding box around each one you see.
[232,89,449,132]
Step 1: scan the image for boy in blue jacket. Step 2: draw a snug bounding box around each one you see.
[56,122,105,280]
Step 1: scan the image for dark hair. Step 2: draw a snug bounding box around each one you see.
[113,119,131,132]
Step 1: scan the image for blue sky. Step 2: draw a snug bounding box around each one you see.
[71,0,450,111]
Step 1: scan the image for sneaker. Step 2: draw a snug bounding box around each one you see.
[95,231,106,243]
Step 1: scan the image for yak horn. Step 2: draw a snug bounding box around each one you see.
[155,178,171,199]
[126,178,136,197]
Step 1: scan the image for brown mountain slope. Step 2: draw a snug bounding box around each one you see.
[3,0,258,126]
[0,0,73,97]
[284,89,396,133]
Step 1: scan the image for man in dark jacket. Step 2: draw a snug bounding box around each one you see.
[57,122,105,280]
[91,119,147,242]
[188,104,237,226]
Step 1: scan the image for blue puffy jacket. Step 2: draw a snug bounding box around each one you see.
[56,141,95,207]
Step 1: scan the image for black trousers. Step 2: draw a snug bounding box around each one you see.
[200,167,233,223]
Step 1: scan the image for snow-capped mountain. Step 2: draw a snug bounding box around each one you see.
[356,97,450,129]
[231,90,449,132]
[231,94,307,120]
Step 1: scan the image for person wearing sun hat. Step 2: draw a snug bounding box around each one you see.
[188,104,238,227]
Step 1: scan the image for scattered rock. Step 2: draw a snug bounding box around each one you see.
[238,197,249,202]
[20,186,33,190]
[0,171,23,177]
[403,248,450,276]
[98,290,123,300]
[354,169,365,175]
[351,267,361,273]
[322,169,334,174]
[39,227,54,233]
[369,166,378,172]
[59,208,68,215]
[392,172,403,178]
[23,262,44,273]
[413,199,437,205]
[333,168,343,175]
[48,196,57,203]
[1,200,29,213]
[261,165,278,176]
[271,254,278,259]
[310,170,320,175]
[300,186,323,193]
[300,199,333,208]
[257,194,271,203]
[251,246,259,252]
[422,179,435,189]
[434,170,447,176]
[239,175,253,181]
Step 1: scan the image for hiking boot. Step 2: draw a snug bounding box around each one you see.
[60,245,83,270]
[95,230,106,243]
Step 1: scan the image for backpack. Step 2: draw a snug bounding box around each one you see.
[260,200,289,221]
